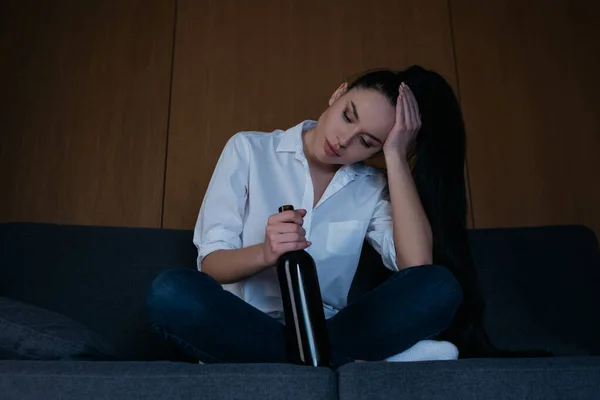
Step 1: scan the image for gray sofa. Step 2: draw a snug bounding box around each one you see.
[1,222,600,399]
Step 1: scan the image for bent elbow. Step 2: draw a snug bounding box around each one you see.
[199,253,226,283]
[396,252,433,270]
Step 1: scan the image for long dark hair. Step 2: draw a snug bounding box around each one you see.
[348,66,496,357]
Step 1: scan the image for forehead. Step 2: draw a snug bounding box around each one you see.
[344,88,395,138]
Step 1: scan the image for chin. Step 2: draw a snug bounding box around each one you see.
[313,152,338,166]
[325,157,345,166]
[314,152,330,164]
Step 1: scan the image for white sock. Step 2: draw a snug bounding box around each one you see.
[385,340,459,362]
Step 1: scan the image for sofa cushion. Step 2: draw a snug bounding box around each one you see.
[338,357,600,400]
[468,226,600,356]
[0,361,337,400]
[0,297,117,360]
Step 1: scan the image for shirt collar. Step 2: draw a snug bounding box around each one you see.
[276,120,315,153]
[276,120,374,177]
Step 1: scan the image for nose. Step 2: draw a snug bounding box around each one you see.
[337,131,353,148]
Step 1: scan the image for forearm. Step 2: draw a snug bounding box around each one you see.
[201,243,271,284]
[384,152,433,269]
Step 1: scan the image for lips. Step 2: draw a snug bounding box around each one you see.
[324,139,340,157]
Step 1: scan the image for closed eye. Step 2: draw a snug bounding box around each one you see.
[343,108,375,148]
[360,136,373,148]
[342,110,352,123]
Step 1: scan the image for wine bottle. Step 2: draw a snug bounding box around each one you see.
[276,205,332,367]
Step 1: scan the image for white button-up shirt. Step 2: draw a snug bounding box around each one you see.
[194,120,398,320]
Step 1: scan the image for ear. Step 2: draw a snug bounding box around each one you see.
[328,82,348,106]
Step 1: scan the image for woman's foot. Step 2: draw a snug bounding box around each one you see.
[384,340,459,362]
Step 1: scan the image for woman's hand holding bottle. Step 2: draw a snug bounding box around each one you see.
[261,209,311,266]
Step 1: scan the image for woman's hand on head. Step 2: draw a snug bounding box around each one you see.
[261,209,311,266]
[383,83,422,158]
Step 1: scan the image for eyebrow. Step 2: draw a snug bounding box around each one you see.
[349,101,383,145]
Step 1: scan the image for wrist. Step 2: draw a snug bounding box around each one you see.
[384,149,410,168]
[252,243,270,269]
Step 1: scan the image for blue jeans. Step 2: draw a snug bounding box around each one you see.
[146,264,462,367]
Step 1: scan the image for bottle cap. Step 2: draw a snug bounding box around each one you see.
[278,205,294,212]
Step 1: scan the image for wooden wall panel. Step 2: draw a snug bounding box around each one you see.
[0,0,175,227]
[451,0,600,235]
[164,0,462,229]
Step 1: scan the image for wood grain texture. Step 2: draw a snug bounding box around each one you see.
[0,0,175,227]
[163,0,462,229]
[451,0,600,235]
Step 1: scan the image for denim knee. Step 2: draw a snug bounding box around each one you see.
[146,268,218,326]
[395,264,463,331]
[418,264,463,329]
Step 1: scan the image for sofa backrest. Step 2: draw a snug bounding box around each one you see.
[2,223,599,360]
[352,225,600,356]
[469,225,600,356]
[0,223,197,361]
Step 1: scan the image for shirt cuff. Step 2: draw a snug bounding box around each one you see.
[196,228,242,270]
[380,233,399,271]
[367,228,399,272]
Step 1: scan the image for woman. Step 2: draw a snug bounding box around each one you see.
[146,65,495,366]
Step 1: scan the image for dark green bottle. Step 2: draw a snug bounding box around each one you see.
[276,205,332,367]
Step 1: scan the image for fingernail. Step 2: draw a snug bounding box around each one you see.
[307,241,312,246]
